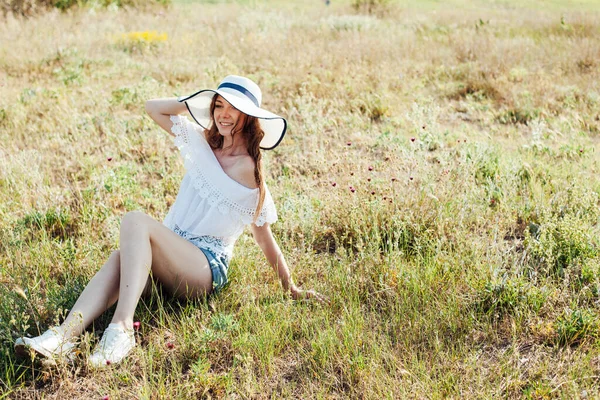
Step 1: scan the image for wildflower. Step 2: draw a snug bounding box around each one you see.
[368,166,374,171]
[133,321,141,330]
[410,137,416,142]
[409,176,414,181]
[107,157,113,162]
[166,342,174,349]
[371,191,375,195]
[121,31,168,43]
[102,396,109,400]
[347,141,352,146]
[349,186,356,193]
[106,360,111,366]
[331,182,337,187]
[367,178,371,182]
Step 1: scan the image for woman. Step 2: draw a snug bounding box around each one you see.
[15,75,325,367]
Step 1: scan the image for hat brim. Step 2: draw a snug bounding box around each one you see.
[179,89,287,150]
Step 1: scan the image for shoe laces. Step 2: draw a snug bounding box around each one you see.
[97,325,132,355]
[40,328,62,341]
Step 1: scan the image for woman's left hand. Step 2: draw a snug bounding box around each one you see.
[290,285,329,304]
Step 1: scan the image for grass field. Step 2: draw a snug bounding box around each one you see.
[1,0,599,398]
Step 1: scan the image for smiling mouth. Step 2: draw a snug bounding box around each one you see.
[219,122,234,127]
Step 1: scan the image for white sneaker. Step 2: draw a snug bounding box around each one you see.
[89,323,135,367]
[14,327,77,362]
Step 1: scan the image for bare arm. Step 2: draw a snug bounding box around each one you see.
[250,223,327,302]
[145,97,188,136]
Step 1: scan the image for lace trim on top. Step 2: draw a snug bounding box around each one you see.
[170,115,277,227]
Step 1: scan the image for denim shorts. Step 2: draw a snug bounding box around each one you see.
[172,226,229,293]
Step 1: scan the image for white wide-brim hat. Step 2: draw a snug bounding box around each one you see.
[177,75,287,150]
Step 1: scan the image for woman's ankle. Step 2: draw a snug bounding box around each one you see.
[109,319,133,331]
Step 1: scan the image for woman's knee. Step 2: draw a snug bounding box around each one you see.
[105,250,121,274]
[121,211,149,232]
[109,250,120,263]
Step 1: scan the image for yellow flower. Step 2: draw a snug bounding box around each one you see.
[120,30,168,44]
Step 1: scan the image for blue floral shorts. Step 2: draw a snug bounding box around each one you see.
[172,226,230,293]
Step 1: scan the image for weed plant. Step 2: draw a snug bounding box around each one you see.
[1,0,599,398]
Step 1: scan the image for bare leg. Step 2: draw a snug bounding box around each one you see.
[56,211,212,339]
[58,251,122,340]
[110,212,153,329]
[110,211,214,330]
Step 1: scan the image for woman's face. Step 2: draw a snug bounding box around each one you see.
[213,95,245,137]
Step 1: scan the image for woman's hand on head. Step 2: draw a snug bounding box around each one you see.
[290,284,329,304]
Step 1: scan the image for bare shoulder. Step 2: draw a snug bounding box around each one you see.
[232,155,258,189]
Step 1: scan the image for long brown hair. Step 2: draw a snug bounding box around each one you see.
[204,95,266,223]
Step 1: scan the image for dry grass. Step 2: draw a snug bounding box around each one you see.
[1,0,600,398]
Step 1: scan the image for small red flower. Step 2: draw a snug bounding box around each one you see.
[368,166,374,171]
[371,191,375,195]
[107,157,113,162]
[410,137,416,142]
[102,396,109,400]
[331,182,337,187]
[409,177,414,181]
[133,321,141,330]
[347,141,352,146]
[349,186,356,193]
[367,178,371,182]
[106,360,111,366]
[350,172,354,176]
[166,342,174,349]
[391,178,397,182]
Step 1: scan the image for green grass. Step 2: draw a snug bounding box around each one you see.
[1,0,600,398]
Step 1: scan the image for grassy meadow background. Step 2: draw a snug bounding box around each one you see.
[1,0,600,398]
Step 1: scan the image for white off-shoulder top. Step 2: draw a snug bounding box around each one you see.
[162,115,278,260]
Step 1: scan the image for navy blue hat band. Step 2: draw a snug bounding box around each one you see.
[218,82,260,107]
